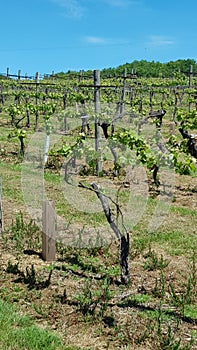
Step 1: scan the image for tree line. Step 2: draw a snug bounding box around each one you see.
[56,59,197,79]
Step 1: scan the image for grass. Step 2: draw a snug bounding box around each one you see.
[0,162,23,203]
[184,305,197,320]
[170,205,197,217]
[0,299,82,350]
[149,230,197,256]
[0,167,196,347]
[131,228,197,257]
[0,107,196,349]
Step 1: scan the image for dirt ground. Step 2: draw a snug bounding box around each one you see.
[0,170,196,349]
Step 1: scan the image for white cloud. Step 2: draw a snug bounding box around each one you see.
[51,0,85,19]
[148,35,175,46]
[85,36,108,44]
[83,36,131,47]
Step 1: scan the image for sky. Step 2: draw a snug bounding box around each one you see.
[1,0,197,77]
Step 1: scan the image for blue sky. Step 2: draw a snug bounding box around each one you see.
[1,0,197,76]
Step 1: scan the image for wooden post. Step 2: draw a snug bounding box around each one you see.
[18,70,21,81]
[63,93,67,131]
[149,90,154,112]
[6,67,9,79]
[78,70,83,83]
[35,72,39,129]
[189,65,193,112]
[0,178,3,233]
[189,65,193,88]
[35,72,39,84]
[94,70,101,112]
[94,70,102,175]
[120,68,127,114]
[42,200,56,261]
[173,89,178,123]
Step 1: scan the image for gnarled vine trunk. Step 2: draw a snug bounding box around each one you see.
[90,182,130,284]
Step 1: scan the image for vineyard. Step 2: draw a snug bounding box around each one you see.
[0,67,197,349]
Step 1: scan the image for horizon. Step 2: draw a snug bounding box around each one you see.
[2,58,196,79]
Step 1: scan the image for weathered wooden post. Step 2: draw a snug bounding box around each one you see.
[18,70,21,81]
[94,69,102,175]
[149,90,154,112]
[35,72,39,129]
[81,115,90,135]
[120,68,127,114]
[189,64,193,88]
[63,93,68,132]
[42,200,56,261]
[173,89,178,123]
[78,70,83,83]
[189,65,193,112]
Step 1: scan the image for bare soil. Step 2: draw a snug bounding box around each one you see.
[0,170,197,349]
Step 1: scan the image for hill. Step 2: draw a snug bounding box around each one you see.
[55,59,197,79]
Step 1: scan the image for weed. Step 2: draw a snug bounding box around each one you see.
[85,233,112,257]
[169,274,194,315]
[99,277,112,317]
[6,260,21,274]
[109,313,153,347]
[158,321,195,350]
[2,211,41,254]
[143,245,170,271]
[74,279,99,317]
[169,283,182,306]
[152,270,166,298]
[5,261,53,290]
[72,277,113,320]
[130,236,147,259]
[159,323,182,349]
[32,303,49,319]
